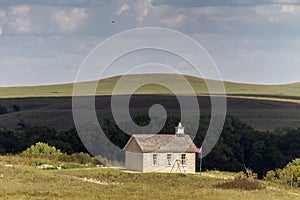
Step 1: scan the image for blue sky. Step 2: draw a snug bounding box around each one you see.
[0,0,299,86]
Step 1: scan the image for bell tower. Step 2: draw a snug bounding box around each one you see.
[175,122,185,136]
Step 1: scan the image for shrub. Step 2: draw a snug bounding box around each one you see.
[20,142,99,167]
[265,170,277,181]
[69,152,95,164]
[215,177,264,190]
[22,142,63,155]
[12,105,20,112]
[0,105,8,115]
[265,158,300,187]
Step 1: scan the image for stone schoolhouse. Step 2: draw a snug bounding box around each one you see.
[123,123,197,173]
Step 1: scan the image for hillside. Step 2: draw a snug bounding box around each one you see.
[0,95,299,131]
[0,74,300,131]
[1,74,300,100]
[1,156,299,200]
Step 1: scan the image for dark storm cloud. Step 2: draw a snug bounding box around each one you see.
[151,0,300,7]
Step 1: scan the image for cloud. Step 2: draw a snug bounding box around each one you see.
[0,10,6,18]
[0,10,6,36]
[52,8,87,33]
[160,14,186,27]
[151,0,300,7]
[137,8,149,22]
[8,5,34,34]
[280,5,297,14]
[0,0,93,7]
[116,4,130,16]
[135,0,152,22]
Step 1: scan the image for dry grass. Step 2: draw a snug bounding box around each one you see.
[1,156,300,199]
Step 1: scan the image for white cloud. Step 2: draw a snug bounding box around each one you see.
[280,5,299,14]
[52,8,87,33]
[253,5,298,22]
[0,10,6,36]
[137,8,149,22]
[135,0,153,23]
[0,10,6,18]
[8,5,33,34]
[160,14,186,27]
[193,7,218,15]
[116,4,130,16]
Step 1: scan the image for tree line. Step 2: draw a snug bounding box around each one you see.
[1,115,300,178]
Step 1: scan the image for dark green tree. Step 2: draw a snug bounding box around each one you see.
[0,105,8,115]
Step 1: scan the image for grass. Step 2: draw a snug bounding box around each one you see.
[1,74,300,99]
[1,156,300,199]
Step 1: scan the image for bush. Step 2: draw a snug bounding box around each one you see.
[12,105,20,112]
[19,142,99,167]
[0,105,8,115]
[215,177,264,190]
[265,170,277,181]
[265,158,300,187]
[21,142,63,155]
[69,152,95,164]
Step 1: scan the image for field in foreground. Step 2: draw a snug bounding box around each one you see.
[0,156,299,200]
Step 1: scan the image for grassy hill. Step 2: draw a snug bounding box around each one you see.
[1,155,300,200]
[1,74,300,100]
[0,74,300,130]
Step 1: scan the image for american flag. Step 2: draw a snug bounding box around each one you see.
[195,147,202,154]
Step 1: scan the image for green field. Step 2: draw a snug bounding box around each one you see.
[0,156,299,200]
[1,74,300,100]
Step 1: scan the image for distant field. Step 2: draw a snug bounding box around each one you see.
[1,74,300,100]
[0,95,300,131]
[0,156,299,200]
[0,74,300,131]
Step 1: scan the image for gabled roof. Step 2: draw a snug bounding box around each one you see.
[123,134,197,153]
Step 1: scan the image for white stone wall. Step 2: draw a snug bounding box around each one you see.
[142,152,195,173]
[125,151,143,171]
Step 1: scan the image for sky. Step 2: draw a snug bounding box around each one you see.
[0,0,299,86]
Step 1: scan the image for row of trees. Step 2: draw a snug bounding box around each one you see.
[0,126,86,154]
[1,115,300,179]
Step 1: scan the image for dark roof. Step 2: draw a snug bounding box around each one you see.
[124,134,197,153]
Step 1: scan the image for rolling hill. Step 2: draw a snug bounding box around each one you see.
[0,74,300,131]
[1,74,300,100]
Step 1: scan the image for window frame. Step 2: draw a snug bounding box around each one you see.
[166,154,172,166]
[152,154,158,166]
[181,154,186,166]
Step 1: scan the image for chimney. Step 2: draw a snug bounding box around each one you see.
[175,122,185,136]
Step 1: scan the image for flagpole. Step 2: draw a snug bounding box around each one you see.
[199,149,202,173]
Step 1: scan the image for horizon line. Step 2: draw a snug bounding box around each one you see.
[0,73,299,88]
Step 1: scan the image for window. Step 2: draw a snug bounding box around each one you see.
[167,154,172,166]
[181,154,186,166]
[153,154,158,166]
